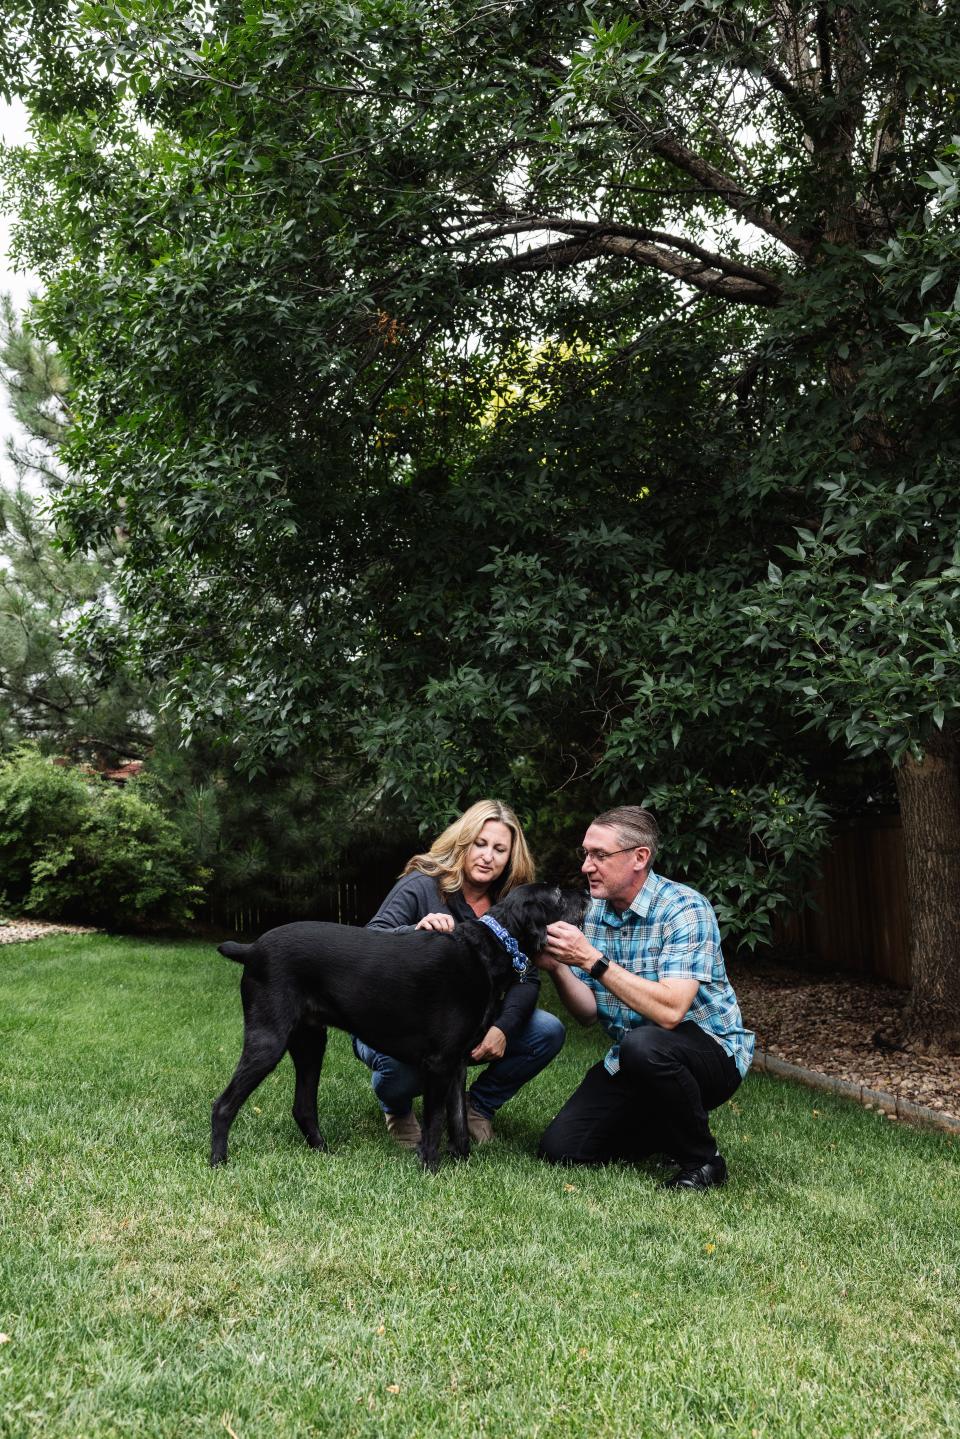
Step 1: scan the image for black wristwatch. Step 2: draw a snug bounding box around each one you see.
[588,951,609,980]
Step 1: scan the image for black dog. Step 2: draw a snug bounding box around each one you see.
[210,882,586,1171]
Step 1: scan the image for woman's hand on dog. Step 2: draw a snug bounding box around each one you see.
[470,1025,507,1062]
[415,912,456,932]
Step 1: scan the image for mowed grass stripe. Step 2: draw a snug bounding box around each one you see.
[1,935,958,1438]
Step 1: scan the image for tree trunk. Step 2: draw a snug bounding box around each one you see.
[894,732,960,1054]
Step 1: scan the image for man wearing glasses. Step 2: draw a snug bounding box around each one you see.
[536,806,753,1190]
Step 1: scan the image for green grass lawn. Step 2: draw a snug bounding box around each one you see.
[1,934,958,1439]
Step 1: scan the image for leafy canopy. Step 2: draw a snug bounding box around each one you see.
[4,2,960,940]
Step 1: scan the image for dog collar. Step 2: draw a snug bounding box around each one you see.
[478,915,530,979]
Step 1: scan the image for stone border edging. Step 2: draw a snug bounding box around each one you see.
[752,1048,960,1136]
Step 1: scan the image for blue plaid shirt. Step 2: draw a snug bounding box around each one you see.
[575,871,754,1078]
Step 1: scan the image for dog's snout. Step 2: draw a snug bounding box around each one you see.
[556,884,588,928]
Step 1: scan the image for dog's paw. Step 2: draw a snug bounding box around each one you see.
[416,1144,441,1174]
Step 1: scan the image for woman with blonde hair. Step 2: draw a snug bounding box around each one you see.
[354,800,565,1148]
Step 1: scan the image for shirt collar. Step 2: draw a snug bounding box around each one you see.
[596,870,662,927]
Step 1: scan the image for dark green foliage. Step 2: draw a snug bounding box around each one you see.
[0,478,152,760]
[0,294,394,919]
[4,2,960,963]
[0,297,153,762]
[0,745,206,927]
[145,740,413,926]
[0,292,71,476]
[0,742,88,898]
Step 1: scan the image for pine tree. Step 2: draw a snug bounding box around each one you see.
[0,296,149,761]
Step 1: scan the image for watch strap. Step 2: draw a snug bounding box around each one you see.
[588,952,609,980]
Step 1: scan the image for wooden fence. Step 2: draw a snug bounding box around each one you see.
[772,814,911,987]
[206,872,393,938]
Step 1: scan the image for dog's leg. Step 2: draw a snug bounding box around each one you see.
[210,1032,289,1166]
[287,1022,328,1152]
[445,1060,470,1162]
[418,1068,449,1173]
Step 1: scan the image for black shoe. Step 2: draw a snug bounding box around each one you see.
[663,1155,728,1191]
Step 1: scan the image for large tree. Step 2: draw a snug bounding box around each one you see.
[3,2,960,1045]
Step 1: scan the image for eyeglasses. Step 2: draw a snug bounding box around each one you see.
[576,845,640,864]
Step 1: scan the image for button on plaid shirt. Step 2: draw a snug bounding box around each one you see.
[575,870,755,1078]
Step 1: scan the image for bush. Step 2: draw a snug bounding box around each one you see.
[0,746,206,928]
[0,747,90,901]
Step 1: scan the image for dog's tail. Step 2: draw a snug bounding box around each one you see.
[219,940,256,966]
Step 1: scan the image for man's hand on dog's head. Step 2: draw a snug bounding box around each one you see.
[542,921,599,969]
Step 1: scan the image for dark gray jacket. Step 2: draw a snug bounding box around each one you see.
[366,871,539,1040]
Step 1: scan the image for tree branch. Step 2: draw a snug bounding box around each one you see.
[453,213,782,290]
[673,7,820,137]
[770,2,820,97]
[642,128,811,258]
[754,52,818,131]
[815,3,834,96]
[489,234,782,307]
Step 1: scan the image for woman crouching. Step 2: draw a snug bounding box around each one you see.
[354,800,566,1148]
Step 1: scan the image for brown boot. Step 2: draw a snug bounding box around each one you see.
[384,1110,421,1149]
[466,1104,494,1144]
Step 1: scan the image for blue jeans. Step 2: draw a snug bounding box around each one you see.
[352,1009,565,1119]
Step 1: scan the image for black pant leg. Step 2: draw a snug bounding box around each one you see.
[538,1061,665,1166]
[618,1021,741,1168]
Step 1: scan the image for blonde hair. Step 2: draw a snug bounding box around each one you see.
[404,800,536,897]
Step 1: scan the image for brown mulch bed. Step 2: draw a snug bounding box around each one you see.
[731,959,960,1123]
[0,918,98,945]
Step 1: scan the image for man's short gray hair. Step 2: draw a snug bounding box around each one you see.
[591,806,660,863]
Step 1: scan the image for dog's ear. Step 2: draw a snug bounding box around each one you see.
[523,896,551,957]
[490,885,553,957]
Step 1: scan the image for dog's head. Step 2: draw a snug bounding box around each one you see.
[486,882,587,962]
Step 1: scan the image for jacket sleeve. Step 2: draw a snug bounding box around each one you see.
[490,969,541,1041]
[366,873,443,934]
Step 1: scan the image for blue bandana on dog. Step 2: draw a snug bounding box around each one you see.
[479,914,530,979]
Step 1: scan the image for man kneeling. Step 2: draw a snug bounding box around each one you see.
[537,806,753,1191]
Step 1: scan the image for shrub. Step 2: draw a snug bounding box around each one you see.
[0,747,90,904]
[0,746,206,928]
